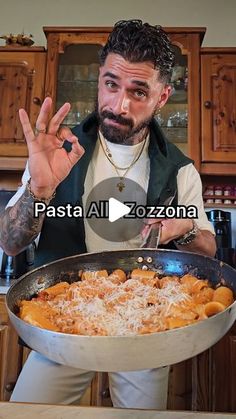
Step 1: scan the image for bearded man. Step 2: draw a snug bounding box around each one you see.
[0,19,216,409]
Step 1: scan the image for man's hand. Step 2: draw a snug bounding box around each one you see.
[142,218,194,244]
[19,97,84,199]
[141,218,216,257]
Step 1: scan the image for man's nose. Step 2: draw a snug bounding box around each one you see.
[112,92,130,115]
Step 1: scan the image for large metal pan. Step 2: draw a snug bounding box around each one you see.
[6,249,236,372]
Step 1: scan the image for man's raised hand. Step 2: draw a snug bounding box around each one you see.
[19,97,84,199]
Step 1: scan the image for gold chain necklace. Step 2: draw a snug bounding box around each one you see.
[98,131,147,192]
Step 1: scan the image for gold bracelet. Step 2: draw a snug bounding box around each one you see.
[26,179,56,204]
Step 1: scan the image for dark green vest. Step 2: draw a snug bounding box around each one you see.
[35,113,192,266]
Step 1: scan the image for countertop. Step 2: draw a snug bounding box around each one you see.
[1,403,236,419]
[0,287,9,294]
[0,278,16,294]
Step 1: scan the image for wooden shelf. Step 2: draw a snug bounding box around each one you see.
[204,203,236,209]
[0,157,27,171]
[203,194,236,200]
[0,46,45,52]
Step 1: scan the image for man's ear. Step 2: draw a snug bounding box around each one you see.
[157,85,172,110]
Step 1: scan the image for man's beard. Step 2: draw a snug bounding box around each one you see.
[95,105,155,145]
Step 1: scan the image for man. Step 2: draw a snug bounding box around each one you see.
[0,20,216,409]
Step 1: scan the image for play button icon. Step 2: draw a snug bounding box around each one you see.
[108,198,131,222]
[85,177,146,242]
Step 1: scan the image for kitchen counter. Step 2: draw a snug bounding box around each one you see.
[0,278,16,294]
[1,403,236,419]
[0,286,9,294]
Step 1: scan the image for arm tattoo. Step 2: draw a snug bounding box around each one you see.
[0,187,45,255]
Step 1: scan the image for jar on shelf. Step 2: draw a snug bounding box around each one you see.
[214,198,223,204]
[204,185,214,196]
[205,198,214,204]
[214,186,223,196]
[223,199,232,205]
[223,186,232,196]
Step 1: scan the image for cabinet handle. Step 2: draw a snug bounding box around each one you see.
[33,97,42,106]
[5,381,16,392]
[102,388,110,398]
[0,74,6,81]
[204,101,212,109]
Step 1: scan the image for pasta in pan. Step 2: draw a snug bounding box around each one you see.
[18,269,234,336]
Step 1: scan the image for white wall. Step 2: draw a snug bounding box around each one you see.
[0,0,236,47]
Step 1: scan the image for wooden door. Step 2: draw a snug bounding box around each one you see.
[201,49,236,174]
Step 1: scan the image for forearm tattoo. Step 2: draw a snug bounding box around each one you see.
[0,187,45,255]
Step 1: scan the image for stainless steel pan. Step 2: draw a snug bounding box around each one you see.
[6,249,236,372]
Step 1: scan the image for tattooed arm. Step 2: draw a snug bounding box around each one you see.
[0,187,45,256]
[0,97,84,256]
[0,98,84,256]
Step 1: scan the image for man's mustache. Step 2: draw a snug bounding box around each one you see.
[100,111,133,128]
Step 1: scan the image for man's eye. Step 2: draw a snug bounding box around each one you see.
[134,90,146,98]
[105,81,117,89]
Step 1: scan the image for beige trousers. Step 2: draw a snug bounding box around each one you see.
[11,351,170,409]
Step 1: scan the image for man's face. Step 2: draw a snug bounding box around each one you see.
[97,53,171,144]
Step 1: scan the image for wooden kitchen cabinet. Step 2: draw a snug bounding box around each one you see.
[80,325,236,412]
[43,26,205,167]
[0,47,46,171]
[201,48,236,175]
[0,295,22,401]
[192,321,236,412]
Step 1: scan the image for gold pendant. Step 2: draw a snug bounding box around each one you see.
[117,180,125,192]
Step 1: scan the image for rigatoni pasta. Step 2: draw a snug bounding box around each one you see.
[18,268,234,336]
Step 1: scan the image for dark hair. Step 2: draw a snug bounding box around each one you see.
[100,19,175,83]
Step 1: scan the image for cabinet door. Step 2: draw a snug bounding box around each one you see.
[168,359,192,410]
[192,321,236,412]
[44,28,110,124]
[0,325,8,400]
[0,295,22,401]
[160,32,203,166]
[0,49,46,170]
[90,372,112,407]
[201,52,236,174]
